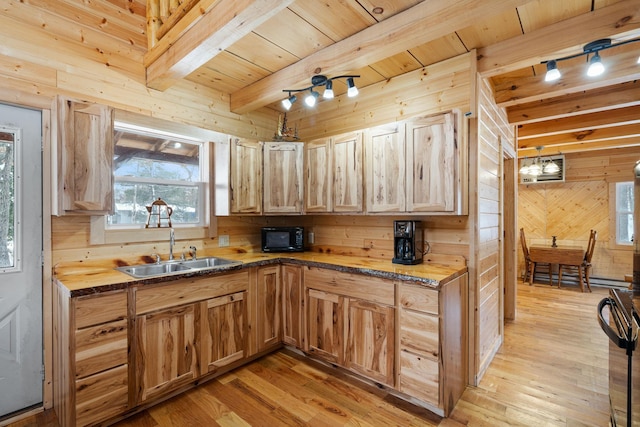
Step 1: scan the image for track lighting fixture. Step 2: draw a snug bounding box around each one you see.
[542,37,640,82]
[281,74,360,109]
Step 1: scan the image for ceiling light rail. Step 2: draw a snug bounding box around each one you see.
[281,74,360,110]
[542,37,640,82]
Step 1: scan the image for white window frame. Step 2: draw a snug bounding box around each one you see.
[614,181,634,246]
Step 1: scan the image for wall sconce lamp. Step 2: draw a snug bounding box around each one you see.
[542,37,640,82]
[281,74,360,110]
[519,146,560,176]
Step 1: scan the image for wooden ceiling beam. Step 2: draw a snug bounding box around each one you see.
[145,0,295,91]
[477,0,640,77]
[229,0,535,114]
[518,138,640,158]
[494,49,640,107]
[518,123,640,150]
[517,105,640,139]
[507,81,640,125]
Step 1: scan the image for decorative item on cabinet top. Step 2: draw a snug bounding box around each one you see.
[273,113,299,142]
[145,198,173,228]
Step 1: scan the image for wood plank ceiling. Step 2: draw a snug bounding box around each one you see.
[10,0,640,158]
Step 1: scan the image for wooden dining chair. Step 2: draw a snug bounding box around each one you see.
[558,229,596,292]
[520,228,550,284]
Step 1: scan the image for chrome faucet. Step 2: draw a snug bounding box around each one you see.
[169,228,175,261]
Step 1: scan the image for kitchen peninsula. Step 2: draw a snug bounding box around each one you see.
[53,251,467,426]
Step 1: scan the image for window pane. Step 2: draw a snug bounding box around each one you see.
[108,182,200,225]
[616,182,634,212]
[109,125,203,227]
[616,182,634,245]
[618,213,634,244]
[0,132,15,268]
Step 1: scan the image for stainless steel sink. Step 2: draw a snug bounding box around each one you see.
[116,257,241,278]
[179,257,238,269]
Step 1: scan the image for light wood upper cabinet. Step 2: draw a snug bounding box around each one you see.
[406,112,456,212]
[333,131,363,212]
[365,112,460,214]
[305,131,363,213]
[230,137,263,214]
[304,137,332,212]
[263,141,304,213]
[365,123,406,213]
[56,96,114,215]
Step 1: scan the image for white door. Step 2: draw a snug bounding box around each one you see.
[0,104,43,417]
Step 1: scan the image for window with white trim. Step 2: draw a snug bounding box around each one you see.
[615,181,634,245]
[107,122,206,229]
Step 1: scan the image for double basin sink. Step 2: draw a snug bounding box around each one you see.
[116,256,242,278]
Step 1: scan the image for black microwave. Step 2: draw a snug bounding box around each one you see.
[261,226,304,252]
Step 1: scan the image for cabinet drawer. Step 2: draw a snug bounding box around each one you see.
[399,350,439,407]
[75,291,127,329]
[135,270,249,315]
[75,319,128,378]
[75,364,128,427]
[304,267,394,306]
[399,310,438,359]
[399,283,438,314]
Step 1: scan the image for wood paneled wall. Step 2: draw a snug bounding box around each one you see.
[471,76,513,384]
[518,146,640,281]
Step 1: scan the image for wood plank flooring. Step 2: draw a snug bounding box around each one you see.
[7,282,611,426]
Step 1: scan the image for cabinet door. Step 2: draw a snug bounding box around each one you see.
[333,131,363,212]
[306,288,345,364]
[57,96,114,215]
[134,304,199,403]
[230,137,262,214]
[257,265,282,350]
[263,141,304,213]
[282,264,303,348]
[346,299,394,386]
[304,138,332,212]
[365,123,405,213]
[201,291,247,374]
[406,112,456,212]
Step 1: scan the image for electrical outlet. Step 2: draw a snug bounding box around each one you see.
[218,235,229,247]
[308,232,315,244]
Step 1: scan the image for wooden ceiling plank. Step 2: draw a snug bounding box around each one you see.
[477,0,640,77]
[507,81,640,125]
[230,0,536,114]
[145,0,296,91]
[518,105,640,138]
[494,49,640,106]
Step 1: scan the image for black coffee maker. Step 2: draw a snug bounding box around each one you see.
[392,220,423,265]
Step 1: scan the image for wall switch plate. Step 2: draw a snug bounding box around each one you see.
[218,235,229,247]
[308,232,314,244]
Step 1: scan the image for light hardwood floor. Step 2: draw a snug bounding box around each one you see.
[8,282,611,426]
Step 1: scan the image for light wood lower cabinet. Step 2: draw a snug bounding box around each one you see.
[132,270,250,404]
[53,285,129,427]
[304,267,395,386]
[282,264,304,348]
[54,264,467,424]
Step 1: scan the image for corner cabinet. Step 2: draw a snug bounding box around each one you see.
[55,96,114,215]
[365,111,462,214]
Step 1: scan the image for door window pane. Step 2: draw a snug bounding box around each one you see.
[0,129,16,269]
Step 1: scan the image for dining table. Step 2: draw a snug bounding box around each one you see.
[528,245,585,288]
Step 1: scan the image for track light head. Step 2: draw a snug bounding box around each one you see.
[323,79,334,99]
[544,60,561,82]
[347,77,358,97]
[586,52,605,77]
[282,94,296,110]
[304,90,319,107]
